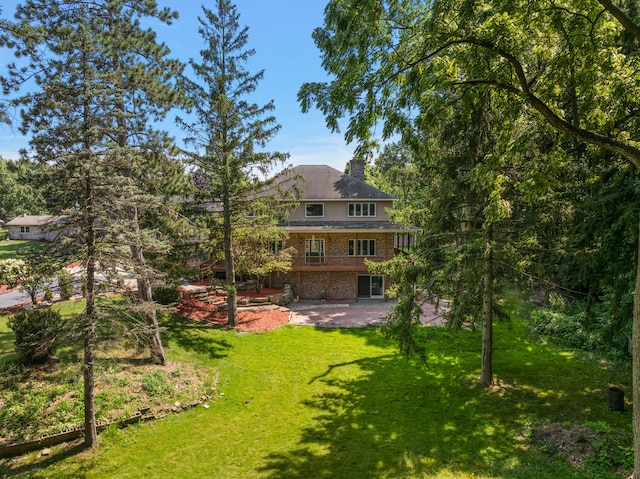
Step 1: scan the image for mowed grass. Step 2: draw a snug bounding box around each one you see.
[0,240,42,261]
[0,312,14,360]
[0,310,632,478]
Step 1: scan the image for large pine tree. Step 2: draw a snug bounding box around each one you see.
[2,0,183,447]
[177,0,288,326]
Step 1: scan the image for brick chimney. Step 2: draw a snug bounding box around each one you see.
[349,158,366,182]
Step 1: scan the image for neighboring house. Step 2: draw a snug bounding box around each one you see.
[5,214,70,241]
[270,160,420,301]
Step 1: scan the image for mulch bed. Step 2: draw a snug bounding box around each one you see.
[0,280,291,332]
[176,290,290,333]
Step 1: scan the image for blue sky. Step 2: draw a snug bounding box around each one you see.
[0,1,354,172]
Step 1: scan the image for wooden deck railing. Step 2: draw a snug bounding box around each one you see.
[290,254,392,269]
[200,253,396,272]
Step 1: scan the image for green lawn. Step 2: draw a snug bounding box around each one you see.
[0,302,632,478]
[0,240,42,261]
[0,312,14,361]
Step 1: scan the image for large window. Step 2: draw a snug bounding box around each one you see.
[348,239,376,256]
[348,203,376,217]
[20,226,30,233]
[305,203,324,217]
[271,240,284,254]
[305,238,325,263]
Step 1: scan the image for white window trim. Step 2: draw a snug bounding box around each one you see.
[305,238,325,263]
[305,203,325,217]
[348,202,377,217]
[348,239,376,256]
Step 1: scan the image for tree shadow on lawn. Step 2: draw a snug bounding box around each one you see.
[258,326,626,478]
[0,441,88,479]
[161,313,232,360]
[0,330,16,359]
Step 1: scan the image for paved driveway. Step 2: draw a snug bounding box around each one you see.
[289,300,446,328]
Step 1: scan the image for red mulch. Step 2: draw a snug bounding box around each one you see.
[176,291,290,332]
[0,279,290,331]
[2,304,29,315]
[0,284,15,294]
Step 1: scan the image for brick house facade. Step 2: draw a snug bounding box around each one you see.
[269,161,419,301]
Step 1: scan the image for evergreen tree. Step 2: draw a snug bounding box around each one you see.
[2,0,182,448]
[177,0,288,326]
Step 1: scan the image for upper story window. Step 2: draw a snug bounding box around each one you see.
[305,203,324,217]
[348,239,376,256]
[348,203,376,217]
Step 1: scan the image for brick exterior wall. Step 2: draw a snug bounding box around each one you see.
[285,232,395,267]
[328,272,356,300]
[270,232,395,300]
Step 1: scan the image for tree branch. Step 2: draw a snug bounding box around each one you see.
[597,0,640,43]
[460,37,640,170]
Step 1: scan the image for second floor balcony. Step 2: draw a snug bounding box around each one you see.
[289,253,394,271]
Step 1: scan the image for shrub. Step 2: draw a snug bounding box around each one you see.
[528,296,631,359]
[7,307,64,365]
[152,285,183,305]
[43,288,53,301]
[0,258,25,287]
[57,269,74,300]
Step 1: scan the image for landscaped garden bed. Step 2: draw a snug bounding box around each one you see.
[176,289,290,332]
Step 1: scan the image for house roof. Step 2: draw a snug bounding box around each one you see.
[5,215,69,226]
[282,165,395,201]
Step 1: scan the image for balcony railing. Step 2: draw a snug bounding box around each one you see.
[291,254,392,269]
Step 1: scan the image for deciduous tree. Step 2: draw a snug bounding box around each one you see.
[300,1,640,472]
[0,157,47,219]
[234,220,295,293]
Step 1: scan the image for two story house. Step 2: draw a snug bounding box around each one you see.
[272,160,419,301]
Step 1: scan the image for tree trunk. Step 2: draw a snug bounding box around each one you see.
[480,224,494,387]
[224,213,238,327]
[129,212,166,366]
[83,176,98,449]
[221,147,238,326]
[633,215,640,478]
[132,242,166,366]
[29,289,37,306]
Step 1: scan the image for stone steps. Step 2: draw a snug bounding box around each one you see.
[183,283,294,308]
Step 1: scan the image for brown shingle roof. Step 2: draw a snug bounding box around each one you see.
[5,215,69,226]
[283,165,395,200]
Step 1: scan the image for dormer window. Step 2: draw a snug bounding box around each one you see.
[348,203,376,217]
[305,203,324,217]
